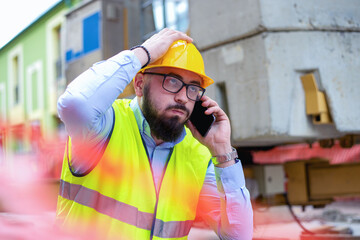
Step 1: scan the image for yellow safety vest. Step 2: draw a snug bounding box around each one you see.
[56,99,211,240]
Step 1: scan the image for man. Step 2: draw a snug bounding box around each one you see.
[56,29,253,239]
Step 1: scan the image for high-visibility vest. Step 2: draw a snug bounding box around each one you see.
[56,99,211,240]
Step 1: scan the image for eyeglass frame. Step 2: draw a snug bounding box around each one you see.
[143,72,206,101]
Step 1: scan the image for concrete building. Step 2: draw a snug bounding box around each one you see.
[190,0,360,147]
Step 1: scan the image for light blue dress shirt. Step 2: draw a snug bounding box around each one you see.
[57,50,253,239]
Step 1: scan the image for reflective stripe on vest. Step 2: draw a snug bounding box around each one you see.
[59,180,194,238]
[56,99,211,239]
[59,180,153,230]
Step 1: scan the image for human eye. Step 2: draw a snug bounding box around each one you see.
[168,77,178,85]
[188,85,199,93]
[166,76,181,87]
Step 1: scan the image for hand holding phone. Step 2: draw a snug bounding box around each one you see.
[189,100,215,137]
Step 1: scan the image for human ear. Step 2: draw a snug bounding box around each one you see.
[134,73,145,97]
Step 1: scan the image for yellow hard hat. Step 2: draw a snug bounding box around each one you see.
[140,40,214,88]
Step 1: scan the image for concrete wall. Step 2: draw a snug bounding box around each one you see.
[102,0,142,59]
[190,0,360,50]
[190,0,360,146]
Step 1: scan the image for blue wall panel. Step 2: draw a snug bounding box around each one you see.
[83,12,100,54]
[66,11,101,62]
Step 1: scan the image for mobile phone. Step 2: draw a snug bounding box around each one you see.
[189,100,215,137]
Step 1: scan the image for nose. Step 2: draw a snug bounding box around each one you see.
[174,86,188,104]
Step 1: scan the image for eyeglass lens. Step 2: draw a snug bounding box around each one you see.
[163,76,204,101]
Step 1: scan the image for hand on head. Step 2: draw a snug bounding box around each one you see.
[132,29,193,67]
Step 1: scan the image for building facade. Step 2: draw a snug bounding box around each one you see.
[0,0,81,170]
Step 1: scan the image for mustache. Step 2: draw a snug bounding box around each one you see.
[166,104,190,116]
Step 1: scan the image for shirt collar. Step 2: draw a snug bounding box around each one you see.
[129,97,186,147]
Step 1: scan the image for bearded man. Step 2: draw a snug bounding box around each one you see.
[56,29,253,240]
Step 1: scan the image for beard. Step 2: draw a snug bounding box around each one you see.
[142,83,189,142]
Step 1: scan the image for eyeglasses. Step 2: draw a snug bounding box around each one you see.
[143,72,205,101]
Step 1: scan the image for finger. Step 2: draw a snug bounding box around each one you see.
[198,96,222,116]
[159,29,193,42]
[158,28,171,34]
[204,105,220,115]
[169,31,193,42]
[205,106,228,121]
[201,98,219,109]
[200,95,214,104]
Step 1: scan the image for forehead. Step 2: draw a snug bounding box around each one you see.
[146,67,202,85]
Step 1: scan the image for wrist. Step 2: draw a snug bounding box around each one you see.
[209,143,232,156]
[130,45,151,68]
[211,146,238,167]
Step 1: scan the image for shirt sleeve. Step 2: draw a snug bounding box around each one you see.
[197,160,254,240]
[57,50,141,173]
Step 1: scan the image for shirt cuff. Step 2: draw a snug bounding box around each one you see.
[214,159,246,194]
